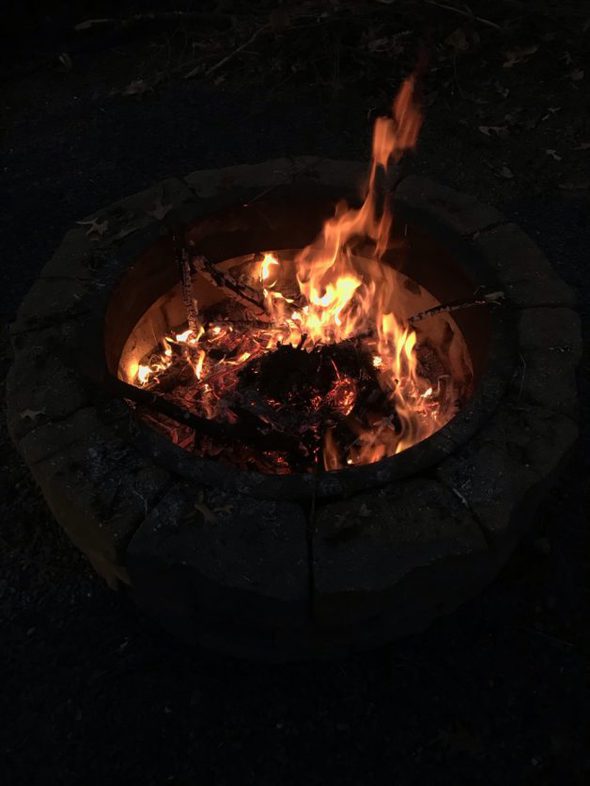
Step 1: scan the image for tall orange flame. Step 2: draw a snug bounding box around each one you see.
[129,74,468,472]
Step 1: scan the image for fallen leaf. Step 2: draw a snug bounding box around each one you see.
[479,125,509,138]
[77,217,109,237]
[19,408,46,421]
[574,142,590,150]
[570,69,584,82]
[147,197,173,221]
[494,81,510,98]
[368,37,391,54]
[498,165,514,179]
[123,79,149,96]
[503,45,538,68]
[191,490,217,524]
[545,149,562,161]
[445,27,469,54]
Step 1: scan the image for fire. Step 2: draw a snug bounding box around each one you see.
[259,252,280,285]
[128,74,470,473]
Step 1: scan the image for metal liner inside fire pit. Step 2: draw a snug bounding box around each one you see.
[7,158,581,659]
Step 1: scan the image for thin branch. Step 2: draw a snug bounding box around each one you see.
[108,375,298,452]
[424,0,503,30]
[75,12,230,33]
[408,291,505,325]
[175,231,200,335]
[190,253,268,317]
[185,25,269,80]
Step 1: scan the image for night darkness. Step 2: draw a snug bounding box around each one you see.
[1,3,589,785]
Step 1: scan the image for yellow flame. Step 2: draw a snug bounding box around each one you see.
[137,364,151,386]
[128,75,463,472]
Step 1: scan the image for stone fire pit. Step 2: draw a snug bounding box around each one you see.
[7,158,581,659]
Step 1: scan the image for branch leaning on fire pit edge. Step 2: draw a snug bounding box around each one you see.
[408,291,505,325]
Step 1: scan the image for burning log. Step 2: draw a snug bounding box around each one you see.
[107,375,301,453]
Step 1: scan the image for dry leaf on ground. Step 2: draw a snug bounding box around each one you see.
[479,125,509,138]
[76,218,109,237]
[123,79,149,96]
[503,45,538,68]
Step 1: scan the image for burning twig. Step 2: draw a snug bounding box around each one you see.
[191,252,268,317]
[408,291,505,325]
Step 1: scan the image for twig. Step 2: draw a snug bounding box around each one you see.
[191,253,268,317]
[75,12,230,33]
[521,626,574,649]
[424,0,503,30]
[185,25,268,80]
[408,291,505,325]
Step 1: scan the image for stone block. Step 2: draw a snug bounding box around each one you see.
[436,402,578,541]
[27,429,170,589]
[80,177,197,242]
[512,350,579,416]
[395,175,506,236]
[472,224,577,307]
[185,158,295,198]
[17,403,128,466]
[312,479,487,629]
[6,324,89,443]
[128,482,309,635]
[517,307,582,359]
[13,277,92,332]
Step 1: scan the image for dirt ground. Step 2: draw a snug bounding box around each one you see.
[1,2,589,784]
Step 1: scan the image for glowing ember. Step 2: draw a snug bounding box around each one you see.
[125,74,474,473]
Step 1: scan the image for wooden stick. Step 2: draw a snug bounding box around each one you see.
[75,12,230,32]
[425,1,502,30]
[191,253,268,317]
[408,291,505,325]
[174,231,200,335]
[185,25,268,79]
[107,375,299,452]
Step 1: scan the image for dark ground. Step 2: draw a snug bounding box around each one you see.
[1,2,589,784]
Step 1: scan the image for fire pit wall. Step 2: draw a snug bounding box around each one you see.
[7,159,581,659]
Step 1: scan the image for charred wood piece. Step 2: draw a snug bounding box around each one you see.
[107,375,300,453]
